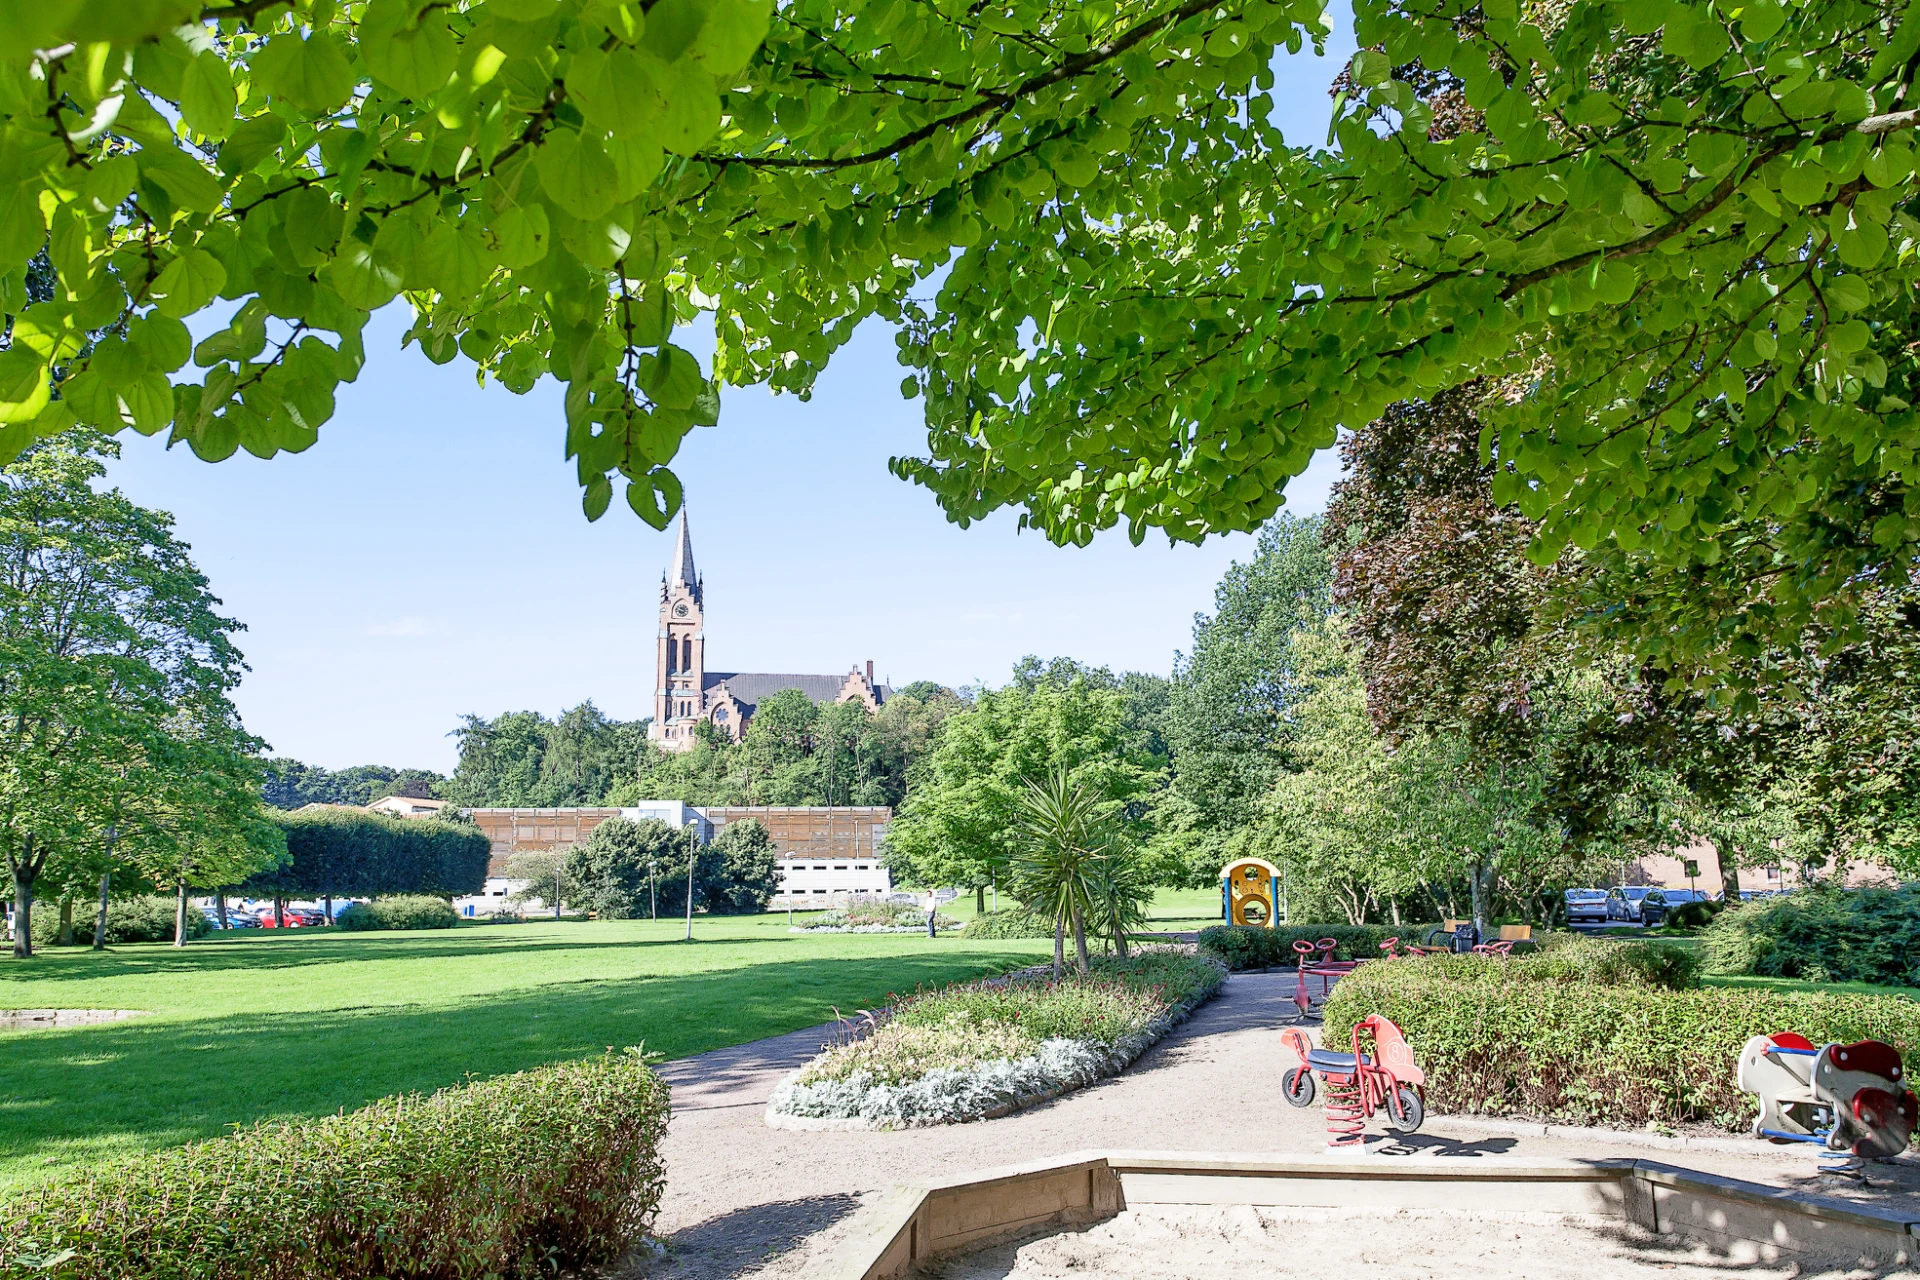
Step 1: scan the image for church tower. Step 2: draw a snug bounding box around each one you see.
[650,510,706,748]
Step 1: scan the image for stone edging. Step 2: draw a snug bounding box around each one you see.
[1424,1112,1825,1157]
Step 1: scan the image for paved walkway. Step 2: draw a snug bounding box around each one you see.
[632,971,1920,1278]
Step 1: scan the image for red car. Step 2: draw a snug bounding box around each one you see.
[257,907,327,928]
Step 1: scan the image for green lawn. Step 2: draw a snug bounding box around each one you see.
[0,915,1049,1189]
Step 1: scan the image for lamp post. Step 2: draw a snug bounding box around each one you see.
[683,821,698,943]
[554,859,562,922]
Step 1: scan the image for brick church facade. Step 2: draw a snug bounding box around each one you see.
[650,511,891,751]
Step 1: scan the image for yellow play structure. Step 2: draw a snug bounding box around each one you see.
[1220,858,1282,927]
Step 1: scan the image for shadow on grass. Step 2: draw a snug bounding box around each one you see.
[0,951,1029,1187]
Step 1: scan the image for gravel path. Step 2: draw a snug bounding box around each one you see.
[632,971,1920,1279]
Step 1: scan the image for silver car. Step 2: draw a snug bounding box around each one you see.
[1564,889,1609,925]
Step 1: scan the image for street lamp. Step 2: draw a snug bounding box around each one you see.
[683,820,699,943]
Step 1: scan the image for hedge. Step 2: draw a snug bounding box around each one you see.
[1198,923,1408,969]
[964,908,1058,940]
[30,896,208,947]
[335,895,462,931]
[245,808,491,900]
[1322,960,1920,1133]
[0,1052,670,1280]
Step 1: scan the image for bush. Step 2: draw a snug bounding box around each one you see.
[771,950,1226,1126]
[0,1052,669,1280]
[30,896,209,947]
[249,808,490,900]
[1528,936,1704,990]
[1702,884,1920,987]
[1665,898,1726,930]
[964,908,1058,940]
[1322,960,1920,1132]
[1198,923,1406,969]
[335,895,461,931]
[801,900,958,932]
[704,819,781,914]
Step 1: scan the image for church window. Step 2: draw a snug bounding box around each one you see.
[666,640,677,673]
[681,636,693,669]
[716,706,729,722]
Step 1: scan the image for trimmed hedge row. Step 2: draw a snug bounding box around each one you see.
[336,895,462,931]
[0,1052,670,1280]
[245,808,491,900]
[1322,960,1920,1132]
[1198,923,1407,968]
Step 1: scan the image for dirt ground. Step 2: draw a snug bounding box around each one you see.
[633,971,1920,1279]
[927,1206,1920,1280]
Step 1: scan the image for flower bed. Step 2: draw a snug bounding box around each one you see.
[792,900,959,933]
[768,949,1226,1128]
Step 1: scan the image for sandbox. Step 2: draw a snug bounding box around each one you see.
[827,1152,1920,1279]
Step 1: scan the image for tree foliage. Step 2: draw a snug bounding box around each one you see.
[245,806,489,898]
[264,758,445,808]
[448,701,642,807]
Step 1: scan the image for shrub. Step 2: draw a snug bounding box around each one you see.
[964,908,1057,940]
[1198,923,1405,969]
[1527,936,1704,990]
[0,1051,670,1280]
[30,896,209,947]
[249,808,490,900]
[335,895,461,931]
[772,950,1226,1126]
[1701,884,1920,987]
[704,819,780,914]
[1322,960,1920,1132]
[801,900,958,932]
[1665,898,1726,930]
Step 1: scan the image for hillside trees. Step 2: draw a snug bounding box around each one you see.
[1158,516,1332,883]
[264,759,446,808]
[447,702,642,807]
[1,432,277,955]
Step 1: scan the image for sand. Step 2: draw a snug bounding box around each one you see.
[928,1206,1919,1280]
[633,971,1920,1278]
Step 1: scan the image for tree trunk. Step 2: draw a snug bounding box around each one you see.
[1469,856,1490,938]
[976,884,986,914]
[1070,903,1090,975]
[10,834,37,958]
[324,893,333,924]
[1389,897,1402,927]
[173,879,189,948]
[1113,910,1130,960]
[215,892,229,930]
[1052,919,1064,982]
[1715,839,1742,902]
[274,895,285,928]
[95,871,112,950]
[55,897,74,947]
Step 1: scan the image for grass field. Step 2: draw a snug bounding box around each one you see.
[0,914,1050,1188]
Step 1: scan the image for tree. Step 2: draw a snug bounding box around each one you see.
[243,806,488,903]
[703,818,778,915]
[447,702,641,807]
[1012,767,1118,979]
[1,432,258,956]
[262,759,445,808]
[1157,516,1333,884]
[565,817,683,920]
[0,0,1277,532]
[887,662,1165,907]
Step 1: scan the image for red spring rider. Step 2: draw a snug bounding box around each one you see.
[1280,1015,1427,1148]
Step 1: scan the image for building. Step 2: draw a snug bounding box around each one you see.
[705,806,892,906]
[650,510,891,751]
[453,802,891,913]
[365,795,449,819]
[1624,841,1898,895]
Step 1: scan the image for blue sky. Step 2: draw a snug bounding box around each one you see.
[103,10,1359,774]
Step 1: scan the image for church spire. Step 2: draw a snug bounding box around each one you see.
[668,507,700,604]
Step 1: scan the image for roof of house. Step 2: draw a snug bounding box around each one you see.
[703,672,893,708]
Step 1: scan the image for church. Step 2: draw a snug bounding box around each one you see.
[650,511,892,751]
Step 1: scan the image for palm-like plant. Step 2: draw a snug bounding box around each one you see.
[1085,842,1153,960]
[1013,766,1115,979]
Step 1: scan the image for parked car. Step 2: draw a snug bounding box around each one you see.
[1564,889,1609,925]
[1606,886,1669,925]
[285,907,328,927]
[199,905,261,929]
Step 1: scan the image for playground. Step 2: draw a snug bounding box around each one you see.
[638,968,1920,1278]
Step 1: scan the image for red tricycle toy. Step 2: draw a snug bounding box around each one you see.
[1280,1015,1427,1147]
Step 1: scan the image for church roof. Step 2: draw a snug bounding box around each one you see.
[704,672,893,707]
[668,509,700,604]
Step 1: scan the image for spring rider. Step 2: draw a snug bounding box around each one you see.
[1221,858,1281,928]
[1737,1032,1916,1162]
[1279,1016,1427,1147]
